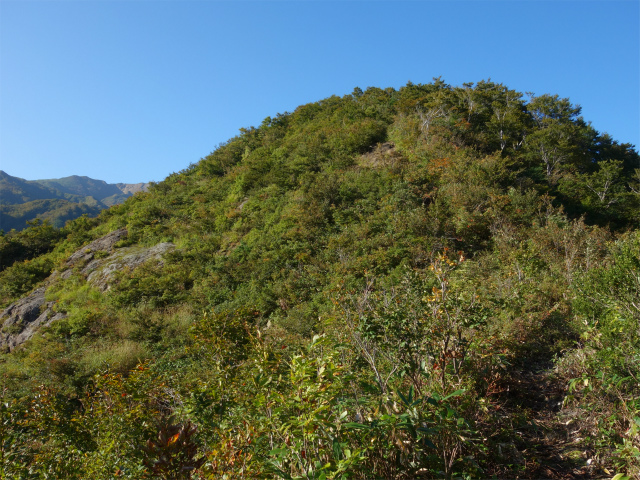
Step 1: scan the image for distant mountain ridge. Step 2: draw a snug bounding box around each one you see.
[0,171,149,231]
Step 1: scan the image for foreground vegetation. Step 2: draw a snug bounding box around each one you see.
[1,79,639,479]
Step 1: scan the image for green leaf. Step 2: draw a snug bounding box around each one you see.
[611,474,630,480]
[422,437,437,449]
[441,389,465,401]
[397,385,414,406]
[269,447,289,458]
[332,437,343,460]
[343,422,370,430]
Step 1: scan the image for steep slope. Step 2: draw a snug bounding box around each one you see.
[0,80,638,479]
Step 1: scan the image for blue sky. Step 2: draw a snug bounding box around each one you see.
[1,0,638,184]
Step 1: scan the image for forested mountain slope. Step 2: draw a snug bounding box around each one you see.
[0,80,639,479]
[0,171,149,231]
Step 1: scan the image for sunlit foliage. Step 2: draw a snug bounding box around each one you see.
[1,80,639,478]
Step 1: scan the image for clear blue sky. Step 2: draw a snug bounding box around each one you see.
[1,0,638,184]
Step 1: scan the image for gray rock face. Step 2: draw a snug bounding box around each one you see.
[115,183,149,195]
[87,242,175,291]
[0,228,176,351]
[0,287,66,352]
[64,228,128,267]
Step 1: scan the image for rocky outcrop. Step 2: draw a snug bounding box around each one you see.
[86,242,175,291]
[64,228,128,267]
[115,182,149,195]
[0,228,175,351]
[0,287,65,352]
[358,142,402,168]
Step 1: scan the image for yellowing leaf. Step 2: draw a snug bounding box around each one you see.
[168,433,180,446]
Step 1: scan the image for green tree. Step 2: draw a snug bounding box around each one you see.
[524,94,590,180]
